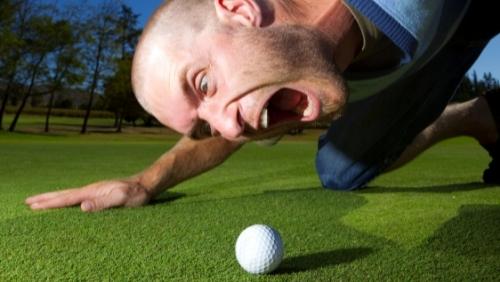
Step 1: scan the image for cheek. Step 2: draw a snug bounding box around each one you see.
[149,94,198,134]
[213,39,277,85]
[239,95,261,113]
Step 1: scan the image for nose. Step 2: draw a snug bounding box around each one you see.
[198,101,244,140]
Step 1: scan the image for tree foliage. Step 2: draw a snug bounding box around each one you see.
[102,4,144,132]
[0,0,149,133]
[0,0,38,129]
[453,71,500,102]
[104,56,144,132]
[80,1,122,134]
[43,18,85,132]
[0,0,498,134]
[8,15,77,131]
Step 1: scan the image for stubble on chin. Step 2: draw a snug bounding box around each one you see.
[233,24,349,141]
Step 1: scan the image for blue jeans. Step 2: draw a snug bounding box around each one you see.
[316,1,500,190]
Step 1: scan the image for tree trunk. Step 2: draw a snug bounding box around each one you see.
[116,111,123,133]
[44,68,65,133]
[0,87,11,131]
[8,92,29,132]
[0,72,17,130]
[81,42,103,134]
[9,56,45,132]
[81,84,96,134]
[44,90,56,132]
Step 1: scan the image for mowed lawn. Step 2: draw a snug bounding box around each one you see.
[0,131,499,281]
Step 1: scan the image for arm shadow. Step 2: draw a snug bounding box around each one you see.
[360,182,498,194]
[149,192,186,205]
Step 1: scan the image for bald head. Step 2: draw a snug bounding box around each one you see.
[132,0,217,113]
[146,0,215,37]
[131,0,348,141]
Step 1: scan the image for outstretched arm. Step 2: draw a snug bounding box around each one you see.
[25,136,243,212]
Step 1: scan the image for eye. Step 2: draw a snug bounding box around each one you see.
[199,74,209,94]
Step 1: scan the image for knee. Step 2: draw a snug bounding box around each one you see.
[315,140,378,191]
[315,155,363,191]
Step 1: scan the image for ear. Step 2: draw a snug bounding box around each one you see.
[214,0,264,27]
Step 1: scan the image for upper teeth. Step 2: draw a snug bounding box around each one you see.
[260,107,268,129]
[260,96,313,129]
[303,96,312,117]
[293,96,312,117]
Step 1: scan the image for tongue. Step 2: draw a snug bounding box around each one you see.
[269,89,303,111]
[267,89,308,126]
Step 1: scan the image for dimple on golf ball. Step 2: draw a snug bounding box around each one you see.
[235,224,284,274]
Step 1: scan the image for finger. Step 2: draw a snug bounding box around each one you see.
[81,192,126,212]
[29,190,87,210]
[25,188,79,205]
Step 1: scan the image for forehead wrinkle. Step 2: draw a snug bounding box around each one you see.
[146,37,202,134]
[179,66,200,135]
[147,56,181,125]
[175,63,194,107]
[162,58,199,133]
[162,46,195,105]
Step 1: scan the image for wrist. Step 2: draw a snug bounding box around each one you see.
[130,170,168,198]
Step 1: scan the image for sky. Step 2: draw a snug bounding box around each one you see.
[121,0,164,28]
[50,0,500,80]
[469,35,500,79]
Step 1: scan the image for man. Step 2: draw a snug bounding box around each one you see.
[26,0,499,212]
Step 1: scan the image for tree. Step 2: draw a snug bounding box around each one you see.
[104,56,144,132]
[8,15,65,132]
[482,72,500,91]
[0,0,35,130]
[80,1,121,134]
[453,71,500,103]
[453,74,474,102]
[0,1,18,64]
[43,21,84,132]
[116,5,141,59]
[470,70,486,96]
[102,4,143,132]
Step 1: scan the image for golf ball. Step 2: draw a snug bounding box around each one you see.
[235,224,284,274]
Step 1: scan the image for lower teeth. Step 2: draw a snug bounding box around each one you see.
[260,108,268,129]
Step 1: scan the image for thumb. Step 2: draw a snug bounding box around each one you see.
[81,195,120,212]
[80,185,142,212]
[81,200,98,212]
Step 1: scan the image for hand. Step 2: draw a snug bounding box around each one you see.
[25,179,152,212]
[25,136,242,213]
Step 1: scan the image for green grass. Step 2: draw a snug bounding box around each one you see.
[0,132,498,281]
[2,114,115,128]
[0,113,180,141]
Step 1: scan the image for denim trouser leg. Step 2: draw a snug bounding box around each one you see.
[316,2,499,190]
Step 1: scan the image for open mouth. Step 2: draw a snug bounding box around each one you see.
[259,88,318,129]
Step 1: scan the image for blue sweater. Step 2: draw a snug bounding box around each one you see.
[344,0,471,101]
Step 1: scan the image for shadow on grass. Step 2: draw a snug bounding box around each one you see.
[263,187,321,195]
[8,126,120,136]
[149,192,187,205]
[6,130,69,137]
[362,182,498,194]
[275,247,373,274]
[423,204,500,257]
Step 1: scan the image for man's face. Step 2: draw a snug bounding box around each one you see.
[134,19,347,141]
